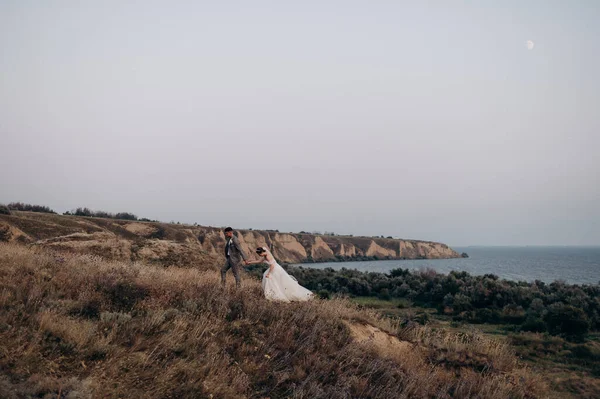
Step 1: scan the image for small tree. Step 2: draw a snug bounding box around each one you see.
[74,207,93,217]
[115,212,137,221]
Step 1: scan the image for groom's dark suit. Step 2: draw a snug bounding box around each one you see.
[221,234,248,287]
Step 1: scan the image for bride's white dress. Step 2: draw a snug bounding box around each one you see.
[262,257,314,302]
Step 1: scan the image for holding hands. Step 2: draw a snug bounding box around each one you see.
[244,246,273,279]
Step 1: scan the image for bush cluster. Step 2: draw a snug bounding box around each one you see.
[278,266,599,342]
[64,207,143,221]
[6,202,56,214]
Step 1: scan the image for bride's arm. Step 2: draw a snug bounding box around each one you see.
[245,258,265,265]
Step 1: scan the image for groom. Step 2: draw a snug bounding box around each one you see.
[221,227,248,288]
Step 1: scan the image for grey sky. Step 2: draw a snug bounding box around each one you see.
[1,1,599,246]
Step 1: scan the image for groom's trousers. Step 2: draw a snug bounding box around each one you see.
[221,258,241,287]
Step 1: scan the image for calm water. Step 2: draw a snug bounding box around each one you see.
[294,247,600,285]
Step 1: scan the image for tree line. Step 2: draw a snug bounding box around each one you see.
[0,202,155,222]
[63,207,143,221]
[247,264,599,342]
[3,202,56,214]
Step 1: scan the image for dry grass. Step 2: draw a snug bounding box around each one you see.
[0,243,547,398]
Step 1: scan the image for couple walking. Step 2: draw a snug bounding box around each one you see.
[221,227,313,302]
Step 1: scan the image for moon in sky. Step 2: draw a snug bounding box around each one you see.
[526,40,535,50]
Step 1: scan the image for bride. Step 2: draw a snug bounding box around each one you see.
[245,247,314,302]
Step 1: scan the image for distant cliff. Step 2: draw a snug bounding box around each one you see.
[0,212,460,267]
[199,230,460,263]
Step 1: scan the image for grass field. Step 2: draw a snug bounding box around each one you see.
[0,243,548,398]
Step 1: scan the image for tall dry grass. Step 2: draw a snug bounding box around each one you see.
[0,243,547,398]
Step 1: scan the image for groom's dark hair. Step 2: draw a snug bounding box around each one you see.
[224,227,233,233]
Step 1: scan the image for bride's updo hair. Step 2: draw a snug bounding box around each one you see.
[256,247,266,255]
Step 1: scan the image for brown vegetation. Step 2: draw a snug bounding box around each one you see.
[0,243,547,398]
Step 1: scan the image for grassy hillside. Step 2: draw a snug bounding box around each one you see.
[0,211,460,266]
[0,243,546,398]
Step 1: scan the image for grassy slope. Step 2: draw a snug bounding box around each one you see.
[0,211,220,267]
[0,243,546,398]
[350,297,600,399]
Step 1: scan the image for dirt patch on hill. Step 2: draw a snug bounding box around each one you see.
[0,222,31,243]
[34,232,132,260]
[124,222,157,237]
[345,321,413,357]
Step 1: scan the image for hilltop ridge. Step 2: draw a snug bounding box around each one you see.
[0,211,460,267]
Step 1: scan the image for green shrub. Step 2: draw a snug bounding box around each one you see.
[317,289,330,299]
[474,308,501,324]
[521,316,547,333]
[378,288,392,301]
[452,293,472,312]
[73,207,93,217]
[396,299,412,309]
[150,227,166,240]
[115,212,137,221]
[545,303,590,342]
[0,204,11,215]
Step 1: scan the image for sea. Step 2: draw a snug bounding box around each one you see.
[293,246,600,286]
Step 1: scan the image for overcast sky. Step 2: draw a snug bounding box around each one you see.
[1,1,599,246]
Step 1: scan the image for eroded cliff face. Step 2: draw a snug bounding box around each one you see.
[190,227,461,264]
[0,212,461,268]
